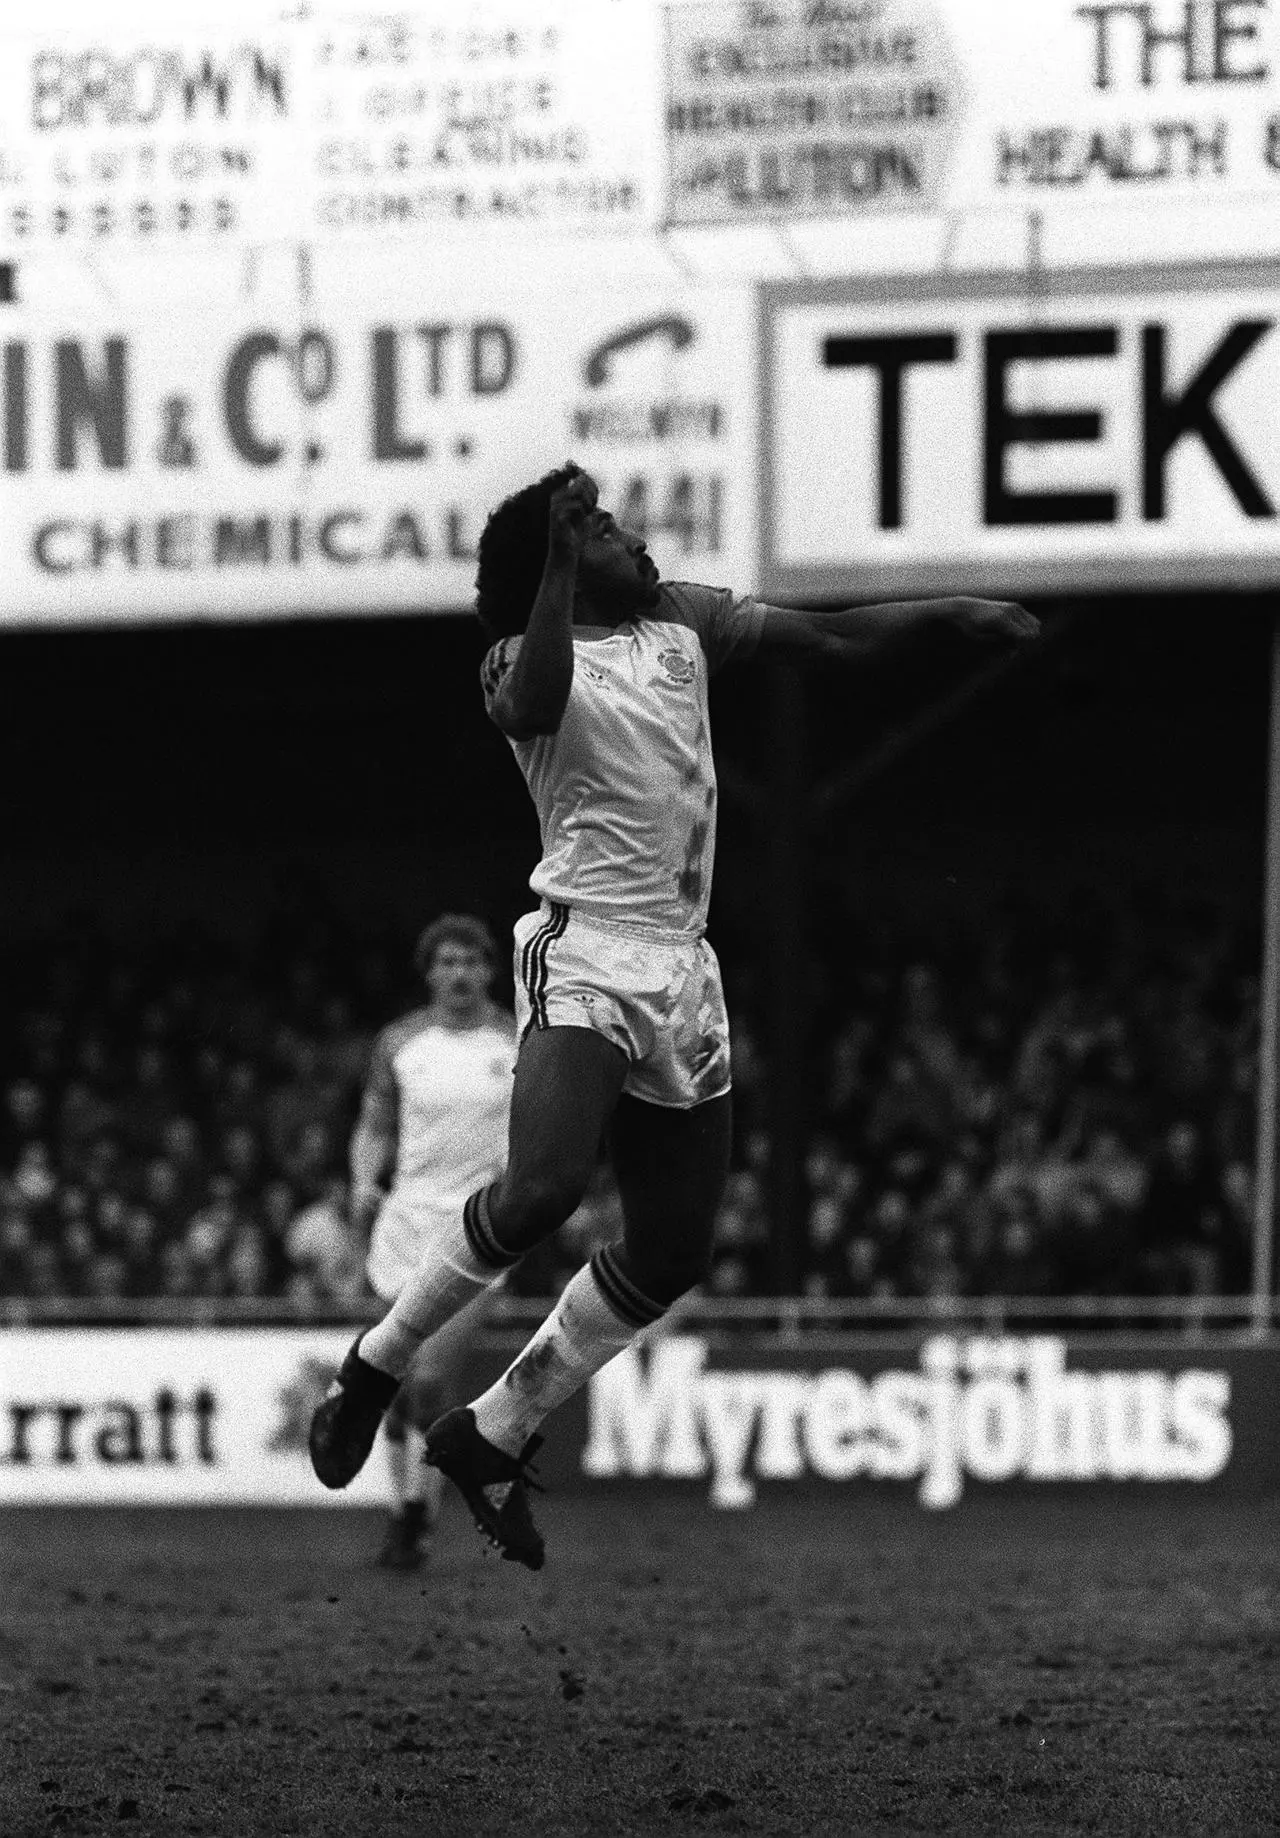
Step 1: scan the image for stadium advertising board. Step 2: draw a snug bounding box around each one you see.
[946,0,1280,213]
[581,1333,1247,1508]
[2,1328,1277,1508]
[668,0,1280,227]
[0,1328,379,1506]
[761,263,1280,597]
[0,254,756,624]
[4,1,1279,259]
[662,0,963,224]
[0,3,657,256]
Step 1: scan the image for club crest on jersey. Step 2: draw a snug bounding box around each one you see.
[657,650,697,686]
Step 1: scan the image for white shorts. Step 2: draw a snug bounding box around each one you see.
[366,1191,460,1302]
[367,1190,493,1391]
[513,902,732,1110]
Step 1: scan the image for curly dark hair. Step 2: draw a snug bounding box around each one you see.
[474,462,578,643]
[413,913,496,981]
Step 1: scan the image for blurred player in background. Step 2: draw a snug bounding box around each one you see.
[312,463,1039,1568]
[348,913,514,1570]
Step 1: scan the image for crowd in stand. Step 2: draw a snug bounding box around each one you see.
[0,885,1259,1309]
[712,884,1258,1304]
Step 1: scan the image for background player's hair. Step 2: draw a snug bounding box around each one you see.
[474,463,579,643]
[413,913,497,980]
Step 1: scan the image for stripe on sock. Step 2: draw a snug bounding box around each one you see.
[462,1184,520,1270]
[590,1246,667,1330]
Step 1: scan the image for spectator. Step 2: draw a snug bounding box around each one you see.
[226,1224,272,1299]
[275,1118,340,1205]
[263,1037,347,1174]
[189,1043,227,1114]
[53,1184,94,1249]
[156,1239,199,1300]
[865,1188,913,1293]
[257,1177,300,1248]
[1075,1125,1148,1217]
[23,1241,67,1300]
[184,1174,248,1292]
[60,1216,98,1297]
[0,1205,35,1291]
[121,1045,183,1158]
[1218,1160,1254,1292]
[136,1157,189,1243]
[12,1141,57,1212]
[92,1188,131,1251]
[214,1059,265,1135]
[709,1169,772,1296]
[216,1124,267,1195]
[83,1253,130,1302]
[840,1229,892,1301]
[56,1079,119,1180]
[864,1052,955,1164]
[975,1202,1058,1297]
[2,1078,49,1168]
[1133,1120,1227,1295]
[1054,1180,1129,1296]
[120,1206,161,1296]
[159,1116,208,1210]
[902,1221,965,1305]
[313,994,370,1088]
[285,1176,364,1304]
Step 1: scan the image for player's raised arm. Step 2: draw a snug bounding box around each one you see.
[752,595,1040,662]
[489,467,597,739]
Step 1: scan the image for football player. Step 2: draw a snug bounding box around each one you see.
[312,464,1038,1568]
[347,914,513,1569]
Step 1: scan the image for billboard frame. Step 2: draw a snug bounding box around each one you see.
[757,257,1280,602]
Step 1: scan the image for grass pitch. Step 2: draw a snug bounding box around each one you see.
[1,1493,1276,1837]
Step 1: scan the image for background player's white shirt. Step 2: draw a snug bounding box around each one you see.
[364,1006,513,1209]
[481,581,765,936]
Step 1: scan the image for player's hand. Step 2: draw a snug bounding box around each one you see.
[949,599,1040,644]
[548,465,598,562]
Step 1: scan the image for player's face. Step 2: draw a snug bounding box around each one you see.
[576,507,661,620]
[427,943,490,1015]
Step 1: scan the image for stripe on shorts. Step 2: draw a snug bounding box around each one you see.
[590,1246,667,1330]
[520,902,569,1041]
[462,1184,519,1270]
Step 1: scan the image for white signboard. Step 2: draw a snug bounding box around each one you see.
[0,252,757,624]
[946,0,1280,211]
[0,1327,371,1505]
[585,1335,1234,1510]
[762,264,1280,597]
[0,2,660,256]
[663,0,964,224]
[2,1,1280,258]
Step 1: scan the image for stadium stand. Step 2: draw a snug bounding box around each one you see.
[0,875,1257,1307]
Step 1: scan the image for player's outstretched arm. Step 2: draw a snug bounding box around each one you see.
[753,596,1040,662]
[490,467,596,739]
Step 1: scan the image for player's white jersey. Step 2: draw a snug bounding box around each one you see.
[362,1005,513,1209]
[480,581,765,936]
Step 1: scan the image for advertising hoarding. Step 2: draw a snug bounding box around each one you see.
[761,263,1280,598]
[2,1327,1276,1509]
[2,2,1278,256]
[0,3,659,256]
[946,0,1280,212]
[0,252,758,624]
[662,0,963,224]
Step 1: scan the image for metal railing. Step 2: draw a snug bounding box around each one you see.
[2,1291,1276,1343]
